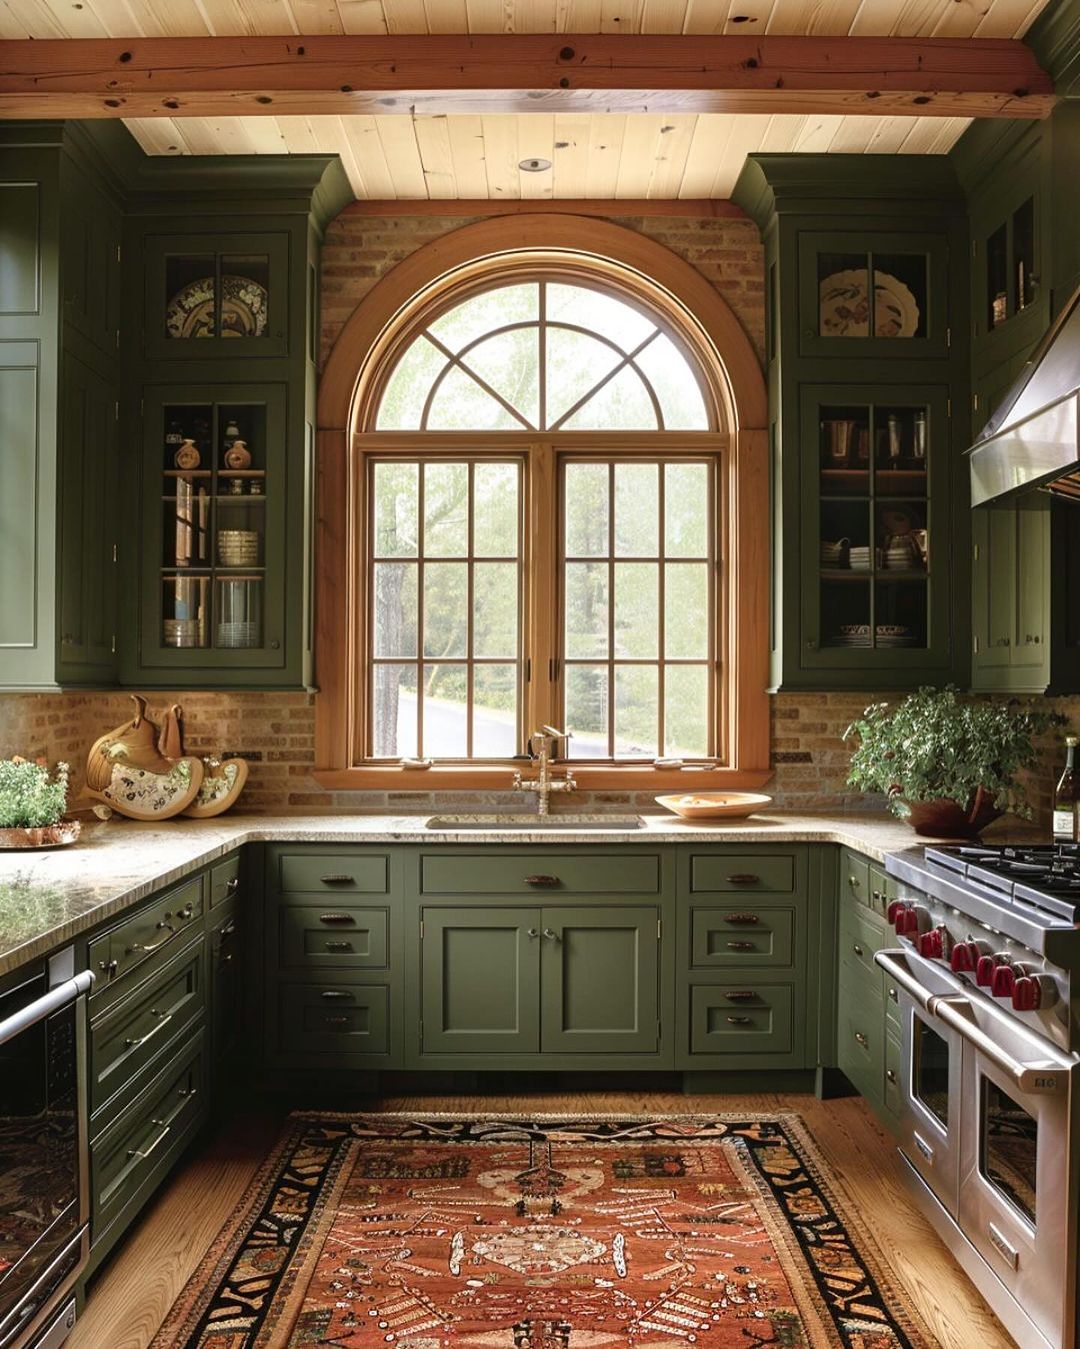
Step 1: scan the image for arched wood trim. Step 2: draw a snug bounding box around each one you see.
[315,214,769,783]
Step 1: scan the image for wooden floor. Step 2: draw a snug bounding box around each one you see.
[69,1089,1013,1349]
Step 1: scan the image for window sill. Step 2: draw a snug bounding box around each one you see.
[313,765,773,793]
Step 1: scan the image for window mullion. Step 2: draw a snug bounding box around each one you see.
[525,442,558,743]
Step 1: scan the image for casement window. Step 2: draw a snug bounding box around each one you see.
[314,219,769,792]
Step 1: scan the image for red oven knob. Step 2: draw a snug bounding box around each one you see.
[896,905,931,936]
[917,926,950,959]
[887,900,907,925]
[991,963,1017,998]
[950,940,977,973]
[1012,974,1059,1011]
[976,953,1001,987]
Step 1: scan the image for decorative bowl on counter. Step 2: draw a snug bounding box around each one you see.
[655,792,773,821]
[0,819,81,850]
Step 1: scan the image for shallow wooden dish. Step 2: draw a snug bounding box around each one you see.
[655,792,773,821]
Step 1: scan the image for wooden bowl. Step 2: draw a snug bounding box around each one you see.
[655,792,773,821]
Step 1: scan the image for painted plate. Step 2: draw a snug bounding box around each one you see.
[819,268,920,339]
[166,274,269,340]
[655,792,773,821]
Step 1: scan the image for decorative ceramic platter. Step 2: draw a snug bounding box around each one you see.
[655,792,773,821]
[166,275,269,339]
[819,269,920,339]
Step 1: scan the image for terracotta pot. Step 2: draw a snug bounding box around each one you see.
[900,789,1002,839]
[0,819,81,850]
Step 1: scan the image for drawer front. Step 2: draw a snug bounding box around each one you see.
[689,983,794,1056]
[689,853,796,895]
[277,852,390,895]
[883,967,901,1033]
[276,983,390,1057]
[421,853,661,896]
[91,1034,207,1243]
[841,849,871,910]
[90,936,205,1121]
[277,905,389,970]
[867,865,896,919]
[839,899,890,983]
[209,853,241,909]
[690,907,795,968]
[837,994,883,1105]
[88,877,204,1003]
[884,1032,902,1118]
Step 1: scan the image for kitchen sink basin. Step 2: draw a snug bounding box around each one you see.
[425,813,646,831]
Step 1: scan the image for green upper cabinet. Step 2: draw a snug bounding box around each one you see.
[733,155,971,692]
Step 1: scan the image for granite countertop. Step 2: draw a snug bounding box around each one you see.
[0,810,949,977]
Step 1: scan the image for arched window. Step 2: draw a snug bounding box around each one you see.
[314,217,770,792]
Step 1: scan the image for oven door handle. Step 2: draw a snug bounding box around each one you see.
[0,970,93,1047]
[931,995,1068,1094]
[874,949,937,1012]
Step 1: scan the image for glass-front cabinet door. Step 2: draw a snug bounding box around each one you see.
[801,384,951,672]
[798,231,949,360]
[141,385,287,671]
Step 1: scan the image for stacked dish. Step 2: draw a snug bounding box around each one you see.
[834,623,871,647]
[216,620,259,649]
[163,618,199,648]
[217,530,260,567]
[848,545,871,571]
[876,623,916,647]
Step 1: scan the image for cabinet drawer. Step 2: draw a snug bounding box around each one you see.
[90,935,205,1124]
[690,907,795,968]
[883,966,901,1033]
[837,995,883,1106]
[91,1034,206,1245]
[867,865,895,919]
[689,983,794,1056]
[420,852,661,896]
[276,905,389,970]
[209,853,241,909]
[689,854,796,894]
[88,878,204,1004]
[276,983,390,1057]
[839,899,890,983]
[840,849,871,910]
[277,852,390,895]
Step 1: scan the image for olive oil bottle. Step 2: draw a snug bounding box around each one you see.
[1054,735,1080,842]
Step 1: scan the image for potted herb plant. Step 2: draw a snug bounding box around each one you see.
[0,758,80,848]
[843,686,1061,837]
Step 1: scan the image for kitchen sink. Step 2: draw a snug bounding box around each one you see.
[425,813,646,831]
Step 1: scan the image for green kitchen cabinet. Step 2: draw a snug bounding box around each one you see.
[971,499,1051,690]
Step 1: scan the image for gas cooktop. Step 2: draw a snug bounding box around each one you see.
[926,843,1080,923]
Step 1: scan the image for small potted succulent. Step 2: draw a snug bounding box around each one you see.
[843,686,1061,837]
[0,758,80,848]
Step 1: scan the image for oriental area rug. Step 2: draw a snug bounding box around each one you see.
[152,1113,933,1348]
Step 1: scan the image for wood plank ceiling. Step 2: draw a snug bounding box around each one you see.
[0,0,1053,199]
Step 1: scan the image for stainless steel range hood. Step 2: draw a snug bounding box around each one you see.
[968,283,1080,506]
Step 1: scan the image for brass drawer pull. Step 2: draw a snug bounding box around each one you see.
[726,940,756,951]
[852,943,865,957]
[127,935,170,955]
[319,913,356,924]
[220,919,237,938]
[98,959,118,978]
[124,1011,173,1050]
[726,874,760,885]
[525,875,560,887]
[848,874,858,888]
[542,928,560,941]
[226,876,240,893]
[888,986,899,1003]
[321,990,353,1001]
[871,889,882,905]
[177,1086,198,1098]
[886,1068,897,1084]
[724,990,757,1002]
[320,874,355,884]
[855,1031,869,1048]
[323,1015,349,1026]
[723,912,760,925]
[324,940,353,952]
[527,928,539,938]
[726,1015,752,1025]
[127,1120,171,1161]
[176,904,194,921]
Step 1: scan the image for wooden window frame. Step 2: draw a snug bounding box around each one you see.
[314,215,770,793]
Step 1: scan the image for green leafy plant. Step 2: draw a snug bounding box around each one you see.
[843,686,1062,820]
[0,758,70,829]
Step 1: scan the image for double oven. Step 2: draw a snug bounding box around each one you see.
[878,944,1078,1349]
[0,949,93,1349]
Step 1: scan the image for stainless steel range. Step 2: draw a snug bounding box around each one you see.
[879,844,1080,1349]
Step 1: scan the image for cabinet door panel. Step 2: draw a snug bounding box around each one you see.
[540,907,659,1055]
[420,908,540,1055]
[1014,504,1049,672]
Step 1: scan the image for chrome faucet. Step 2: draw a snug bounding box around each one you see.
[513,726,577,815]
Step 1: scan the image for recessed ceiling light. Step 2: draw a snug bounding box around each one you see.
[519,157,552,173]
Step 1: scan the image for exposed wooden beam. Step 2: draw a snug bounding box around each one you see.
[340,199,748,218]
[0,35,1054,121]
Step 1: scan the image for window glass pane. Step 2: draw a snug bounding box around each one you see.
[423,462,468,557]
[565,562,609,659]
[545,328,623,428]
[427,366,524,431]
[636,333,709,430]
[474,562,518,658]
[428,283,538,352]
[376,336,446,430]
[614,563,658,658]
[665,665,709,757]
[372,663,417,757]
[546,282,656,353]
[474,462,520,557]
[473,664,518,757]
[462,329,539,428]
[665,563,709,658]
[564,463,609,557]
[615,463,659,556]
[566,665,608,758]
[422,663,468,757]
[373,461,418,557]
[423,562,468,658]
[615,665,659,758]
[561,363,658,430]
[373,563,417,658]
[665,463,709,557]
